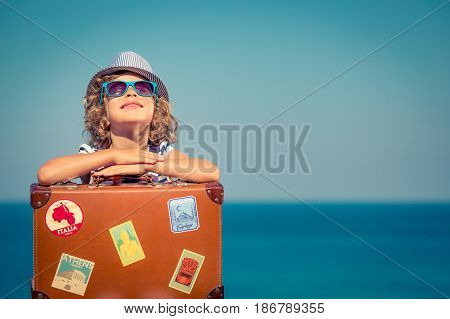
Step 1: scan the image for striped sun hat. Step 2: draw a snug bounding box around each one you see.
[86,51,170,102]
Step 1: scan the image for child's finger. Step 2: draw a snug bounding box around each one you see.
[93,167,114,176]
[150,152,165,161]
[145,153,165,162]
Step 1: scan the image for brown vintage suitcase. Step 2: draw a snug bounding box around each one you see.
[30,179,224,299]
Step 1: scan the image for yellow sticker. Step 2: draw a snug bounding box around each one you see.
[51,253,95,296]
[109,220,146,267]
[169,249,205,294]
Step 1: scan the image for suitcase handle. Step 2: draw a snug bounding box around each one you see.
[91,174,185,187]
[50,175,155,186]
[92,174,152,185]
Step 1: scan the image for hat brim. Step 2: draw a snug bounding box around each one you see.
[86,66,170,102]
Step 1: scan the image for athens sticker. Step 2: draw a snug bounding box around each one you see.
[51,253,95,296]
[46,200,83,237]
[167,196,199,233]
[109,220,146,267]
[169,249,205,294]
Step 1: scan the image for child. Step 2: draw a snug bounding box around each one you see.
[37,51,220,186]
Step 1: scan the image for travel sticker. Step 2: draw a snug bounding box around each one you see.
[45,200,83,237]
[51,253,95,296]
[167,196,199,233]
[109,220,146,267]
[169,249,205,294]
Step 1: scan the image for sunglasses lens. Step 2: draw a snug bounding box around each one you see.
[107,82,127,96]
[134,81,154,96]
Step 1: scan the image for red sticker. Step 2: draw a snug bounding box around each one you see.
[175,258,199,286]
[45,200,83,237]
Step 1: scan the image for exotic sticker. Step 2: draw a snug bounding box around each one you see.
[109,220,146,267]
[167,196,199,233]
[51,253,95,296]
[46,200,83,237]
[169,249,205,294]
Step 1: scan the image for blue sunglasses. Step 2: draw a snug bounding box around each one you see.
[99,81,158,105]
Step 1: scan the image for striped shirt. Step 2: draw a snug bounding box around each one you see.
[78,141,175,184]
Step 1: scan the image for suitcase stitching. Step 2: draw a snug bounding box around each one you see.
[218,204,222,285]
[33,206,38,291]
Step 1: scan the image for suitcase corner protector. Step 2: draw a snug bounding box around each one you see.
[31,288,49,299]
[30,183,52,209]
[205,182,224,205]
[207,286,224,299]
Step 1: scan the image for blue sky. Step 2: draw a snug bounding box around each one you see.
[1,0,449,202]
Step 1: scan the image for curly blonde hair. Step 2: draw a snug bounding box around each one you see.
[81,71,178,149]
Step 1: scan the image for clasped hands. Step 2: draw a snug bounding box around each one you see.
[92,148,166,177]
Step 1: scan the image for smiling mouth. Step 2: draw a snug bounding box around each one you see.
[121,103,143,109]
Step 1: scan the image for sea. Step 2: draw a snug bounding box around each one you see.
[1,202,449,298]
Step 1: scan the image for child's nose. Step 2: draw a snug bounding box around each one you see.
[125,85,137,96]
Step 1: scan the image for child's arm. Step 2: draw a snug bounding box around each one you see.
[151,149,220,182]
[92,149,220,183]
[37,149,115,186]
[37,149,165,186]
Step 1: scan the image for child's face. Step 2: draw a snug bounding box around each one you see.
[104,72,155,129]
